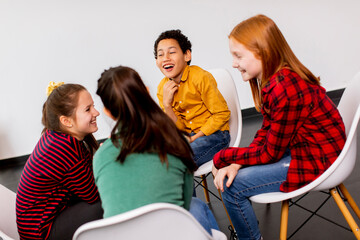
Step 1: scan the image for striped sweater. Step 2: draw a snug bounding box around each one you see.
[16,130,99,240]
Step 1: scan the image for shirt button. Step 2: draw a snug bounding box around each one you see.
[190,121,192,124]
[186,111,189,113]
[179,101,182,103]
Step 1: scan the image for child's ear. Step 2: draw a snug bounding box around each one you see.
[184,50,192,63]
[59,115,73,128]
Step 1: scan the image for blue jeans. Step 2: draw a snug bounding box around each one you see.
[221,151,291,240]
[190,130,230,167]
[189,197,219,235]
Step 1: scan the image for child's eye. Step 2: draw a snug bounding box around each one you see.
[234,54,242,59]
[170,51,176,54]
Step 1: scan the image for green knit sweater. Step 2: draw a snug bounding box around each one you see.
[93,138,193,218]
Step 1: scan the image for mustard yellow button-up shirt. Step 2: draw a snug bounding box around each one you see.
[157,65,230,136]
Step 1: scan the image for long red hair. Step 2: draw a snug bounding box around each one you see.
[229,14,320,111]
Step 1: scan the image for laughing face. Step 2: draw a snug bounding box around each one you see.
[68,90,99,140]
[229,37,262,82]
[156,38,191,83]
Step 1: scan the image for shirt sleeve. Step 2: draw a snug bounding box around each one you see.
[157,79,166,111]
[248,119,270,148]
[62,141,99,203]
[157,79,188,131]
[198,73,230,136]
[214,77,304,169]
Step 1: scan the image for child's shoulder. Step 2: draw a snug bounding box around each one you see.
[188,65,214,82]
[189,65,209,74]
[96,138,120,156]
[266,68,299,89]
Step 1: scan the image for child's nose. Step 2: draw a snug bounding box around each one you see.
[232,60,238,68]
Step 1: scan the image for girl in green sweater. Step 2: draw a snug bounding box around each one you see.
[94,65,219,235]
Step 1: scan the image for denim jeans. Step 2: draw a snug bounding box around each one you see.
[189,197,219,235]
[221,151,291,240]
[190,130,230,167]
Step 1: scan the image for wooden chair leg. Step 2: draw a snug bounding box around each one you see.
[338,183,360,220]
[217,188,235,231]
[330,187,360,239]
[280,200,289,240]
[201,175,210,203]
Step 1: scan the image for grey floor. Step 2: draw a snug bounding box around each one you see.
[1,112,359,239]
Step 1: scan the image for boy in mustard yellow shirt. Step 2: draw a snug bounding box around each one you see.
[154,29,230,167]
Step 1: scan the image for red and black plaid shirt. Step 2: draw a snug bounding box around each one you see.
[214,68,346,192]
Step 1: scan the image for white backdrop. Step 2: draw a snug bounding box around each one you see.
[1,0,360,159]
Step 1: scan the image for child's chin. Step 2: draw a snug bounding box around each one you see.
[90,127,98,133]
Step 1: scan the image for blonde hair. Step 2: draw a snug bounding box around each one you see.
[229,14,320,111]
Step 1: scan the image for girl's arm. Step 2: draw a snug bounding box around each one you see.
[214,74,305,169]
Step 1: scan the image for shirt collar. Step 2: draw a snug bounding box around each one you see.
[180,65,190,82]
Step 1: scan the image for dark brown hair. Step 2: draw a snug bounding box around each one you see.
[96,66,197,172]
[42,84,99,156]
[154,29,192,65]
[230,14,320,111]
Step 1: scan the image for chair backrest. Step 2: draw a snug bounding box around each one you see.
[208,68,242,148]
[0,184,19,240]
[313,71,360,190]
[73,203,221,240]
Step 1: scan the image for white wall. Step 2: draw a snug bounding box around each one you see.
[1,0,359,160]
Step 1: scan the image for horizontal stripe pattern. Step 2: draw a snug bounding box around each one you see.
[16,130,99,240]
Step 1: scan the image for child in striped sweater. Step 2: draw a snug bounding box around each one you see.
[16,83,102,240]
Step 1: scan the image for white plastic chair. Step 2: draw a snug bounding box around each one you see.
[0,184,19,240]
[72,203,227,240]
[250,72,360,239]
[193,68,242,234]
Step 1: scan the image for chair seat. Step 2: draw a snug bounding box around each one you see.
[73,203,227,240]
[250,191,299,204]
[0,230,15,240]
[0,184,19,240]
[194,161,213,177]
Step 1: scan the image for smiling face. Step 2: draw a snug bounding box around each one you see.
[67,90,99,140]
[229,37,263,82]
[155,38,191,83]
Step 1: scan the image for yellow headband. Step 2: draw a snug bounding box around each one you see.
[46,81,64,97]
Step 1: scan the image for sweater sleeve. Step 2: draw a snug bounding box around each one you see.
[214,75,304,169]
[183,171,194,210]
[62,140,99,203]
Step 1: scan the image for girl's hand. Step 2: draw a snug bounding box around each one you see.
[212,164,219,177]
[213,164,242,192]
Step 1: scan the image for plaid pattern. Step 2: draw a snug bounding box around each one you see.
[214,68,346,192]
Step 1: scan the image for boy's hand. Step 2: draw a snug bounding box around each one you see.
[163,80,179,107]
